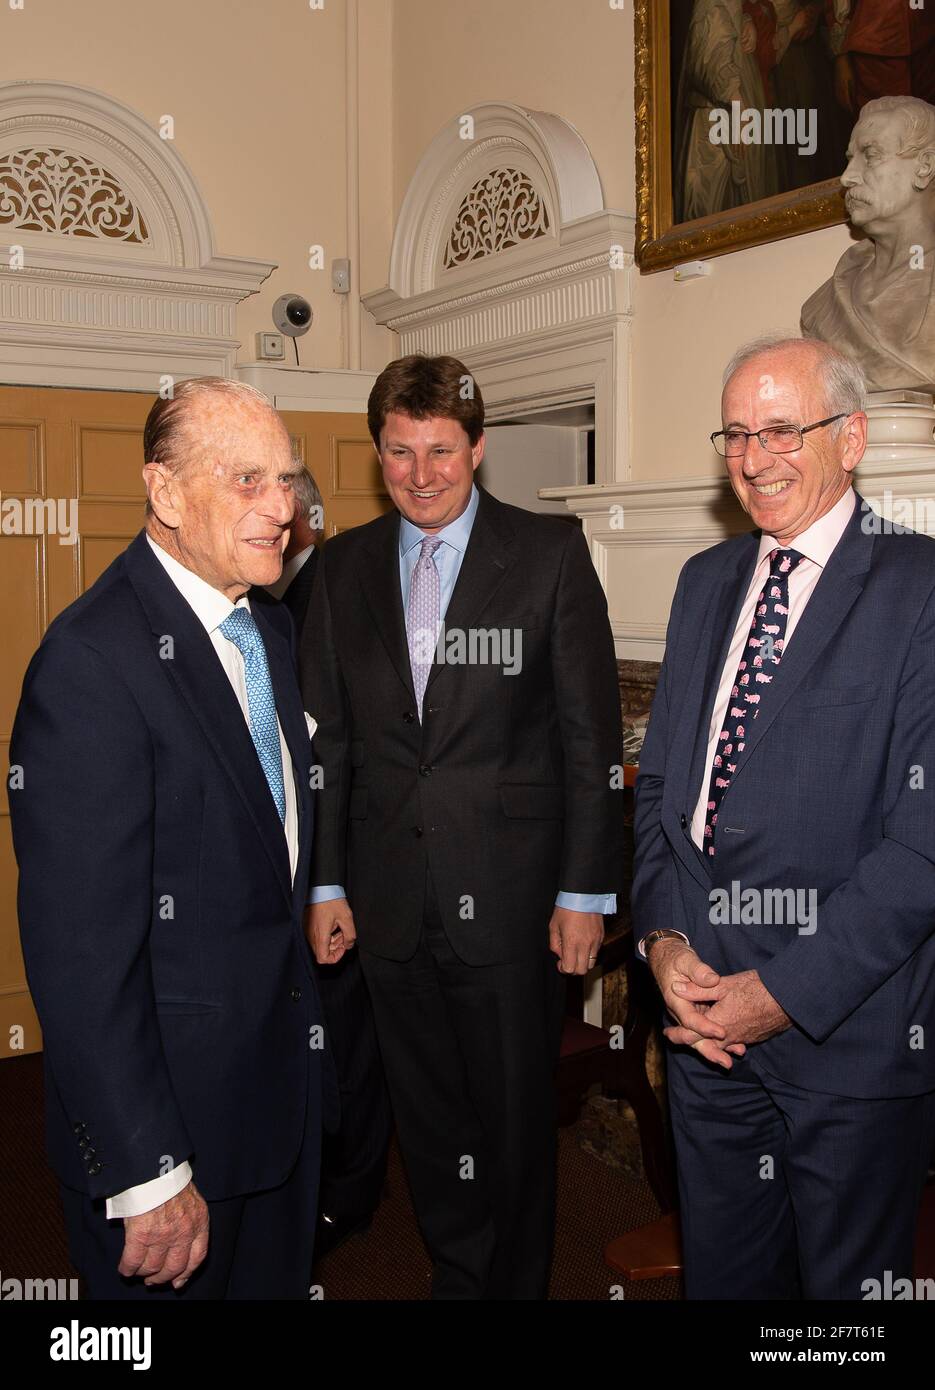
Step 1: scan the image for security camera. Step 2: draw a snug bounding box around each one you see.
[273,294,314,338]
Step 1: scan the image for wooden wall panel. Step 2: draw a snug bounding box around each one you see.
[281,410,391,537]
[0,385,154,1060]
[1,392,381,1062]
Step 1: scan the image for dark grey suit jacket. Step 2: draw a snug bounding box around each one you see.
[301,487,624,965]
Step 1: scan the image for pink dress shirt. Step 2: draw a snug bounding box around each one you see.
[690,488,857,851]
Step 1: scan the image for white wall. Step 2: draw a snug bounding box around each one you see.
[3,0,860,484]
[1,0,394,372]
[389,0,856,482]
[480,424,583,514]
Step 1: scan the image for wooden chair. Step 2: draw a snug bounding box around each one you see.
[556,925,676,1214]
[554,757,684,1280]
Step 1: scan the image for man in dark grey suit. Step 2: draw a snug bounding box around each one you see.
[301,354,624,1299]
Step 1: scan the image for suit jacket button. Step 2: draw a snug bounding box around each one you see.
[84,1148,96,1161]
[403,711,415,723]
[413,826,423,837]
[291,987,302,1001]
[78,1136,89,1150]
[88,1162,103,1177]
[73,1122,86,1134]
[680,814,687,829]
[419,764,432,777]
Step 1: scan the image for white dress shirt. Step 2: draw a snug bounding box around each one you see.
[106,537,299,1218]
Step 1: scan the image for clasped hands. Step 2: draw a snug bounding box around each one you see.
[648,938,791,1069]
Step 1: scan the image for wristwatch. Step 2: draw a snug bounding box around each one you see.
[639,928,690,960]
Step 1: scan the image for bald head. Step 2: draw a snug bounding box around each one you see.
[143,377,299,600]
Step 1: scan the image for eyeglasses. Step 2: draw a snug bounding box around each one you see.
[710,414,848,458]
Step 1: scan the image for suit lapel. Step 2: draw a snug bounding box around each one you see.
[125,534,294,906]
[253,599,313,879]
[720,501,873,790]
[673,536,758,829]
[357,510,416,703]
[423,489,515,704]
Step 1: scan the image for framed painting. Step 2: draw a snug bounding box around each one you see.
[635,0,935,272]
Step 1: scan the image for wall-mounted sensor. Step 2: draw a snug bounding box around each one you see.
[272,294,314,336]
[256,331,285,360]
[674,260,712,282]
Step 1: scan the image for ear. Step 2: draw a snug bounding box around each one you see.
[143,462,184,528]
[841,412,868,474]
[471,431,486,470]
[913,149,935,191]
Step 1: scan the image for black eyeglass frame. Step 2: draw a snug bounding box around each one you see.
[710,413,850,458]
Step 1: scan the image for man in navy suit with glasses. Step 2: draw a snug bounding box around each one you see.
[634,335,935,1299]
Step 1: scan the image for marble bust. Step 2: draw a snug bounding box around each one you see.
[801,95,935,392]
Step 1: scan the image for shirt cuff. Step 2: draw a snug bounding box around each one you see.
[555,891,617,915]
[308,885,346,905]
[105,1160,193,1219]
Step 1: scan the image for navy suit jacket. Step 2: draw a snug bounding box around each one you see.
[10,531,335,1202]
[633,495,935,1099]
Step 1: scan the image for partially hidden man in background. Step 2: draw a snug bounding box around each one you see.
[10,378,336,1299]
[268,466,392,1257]
[302,354,624,1299]
[633,336,935,1299]
[267,464,323,629]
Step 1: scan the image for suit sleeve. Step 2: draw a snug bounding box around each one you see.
[550,526,625,895]
[631,563,690,955]
[759,579,935,1041]
[298,546,352,889]
[9,634,192,1199]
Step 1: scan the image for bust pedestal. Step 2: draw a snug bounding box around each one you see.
[856,394,935,535]
[863,390,935,464]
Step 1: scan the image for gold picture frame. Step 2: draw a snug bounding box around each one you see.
[635,0,846,273]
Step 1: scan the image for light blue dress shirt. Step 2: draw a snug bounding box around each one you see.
[312,484,616,916]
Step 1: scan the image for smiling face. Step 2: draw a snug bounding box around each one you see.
[721,348,863,544]
[841,111,923,233]
[144,393,299,600]
[378,411,484,532]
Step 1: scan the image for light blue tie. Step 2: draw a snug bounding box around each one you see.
[219,606,286,823]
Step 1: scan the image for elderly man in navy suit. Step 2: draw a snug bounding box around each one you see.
[633,335,935,1299]
[10,377,333,1299]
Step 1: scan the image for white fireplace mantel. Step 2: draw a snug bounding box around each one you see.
[544,423,935,663]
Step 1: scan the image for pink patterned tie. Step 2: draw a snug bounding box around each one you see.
[703,548,804,856]
[407,537,442,718]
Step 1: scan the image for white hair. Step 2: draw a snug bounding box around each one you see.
[722,333,867,437]
[292,466,323,527]
[143,376,286,516]
[860,95,935,163]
